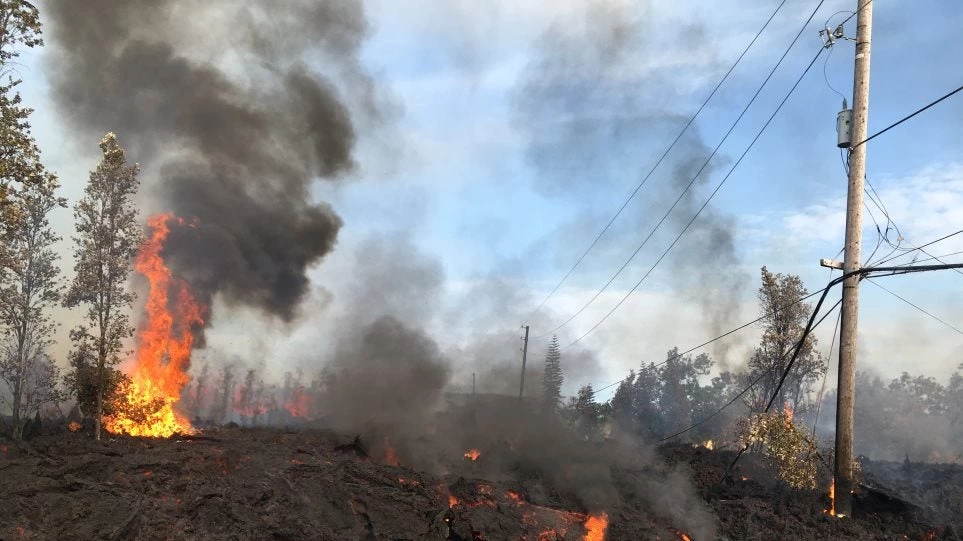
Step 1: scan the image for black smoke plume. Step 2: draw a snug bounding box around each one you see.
[44,0,383,322]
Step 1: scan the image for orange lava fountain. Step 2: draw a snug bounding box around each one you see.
[104,213,205,438]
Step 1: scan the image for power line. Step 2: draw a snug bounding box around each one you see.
[852,83,963,148]
[721,262,963,480]
[811,305,841,441]
[896,249,963,267]
[657,262,963,448]
[875,229,963,266]
[840,0,872,26]
[658,297,842,443]
[520,0,792,327]
[531,0,828,339]
[592,288,827,396]
[561,45,827,351]
[866,278,963,336]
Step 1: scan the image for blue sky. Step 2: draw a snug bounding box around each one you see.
[17,0,963,397]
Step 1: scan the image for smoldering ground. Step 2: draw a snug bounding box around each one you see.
[289,233,719,537]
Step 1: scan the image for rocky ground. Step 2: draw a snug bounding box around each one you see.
[0,426,958,541]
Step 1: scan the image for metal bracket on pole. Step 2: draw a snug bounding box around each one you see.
[820,258,844,270]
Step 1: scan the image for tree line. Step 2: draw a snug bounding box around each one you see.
[535,266,963,462]
[0,4,142,441]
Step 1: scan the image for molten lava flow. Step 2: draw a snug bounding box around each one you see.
[464,448,481,461]
[105,213,205,438]
[582,513,608,541]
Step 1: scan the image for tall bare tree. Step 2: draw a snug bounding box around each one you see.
[64,133,142,440]
[0,178,65,440]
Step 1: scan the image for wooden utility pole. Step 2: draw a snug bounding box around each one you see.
[835,0,873,518]
[518,326,530,401]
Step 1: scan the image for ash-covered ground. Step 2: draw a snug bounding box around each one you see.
[1,425,958,541]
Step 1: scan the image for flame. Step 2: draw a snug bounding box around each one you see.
[283,391,310,418]
[505,490,524,505]
[702,439,714,450]
[784,405,794,424]
[67,421,81,432]
[398,476,420,487]
[464,448,481,461]
[824,477,837,517]
[582,513,608,541]
[449,494,460,508]
[384,438,400,466]
[105,213,204,438]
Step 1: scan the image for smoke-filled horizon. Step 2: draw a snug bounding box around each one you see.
[31,0,963,473]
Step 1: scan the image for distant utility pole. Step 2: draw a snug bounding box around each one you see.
[835,0,873,518]
[472,373,476,395]
[518,326,530,401]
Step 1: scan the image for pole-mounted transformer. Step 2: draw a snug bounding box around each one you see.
[837,98,853,148]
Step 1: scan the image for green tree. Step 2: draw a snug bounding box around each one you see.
[658,348,712,436]
[0,178,65,440]
[0,82,56,266]
[572,384,600,434]
[64,133,142,440]
[0,0,45,251]
[747,267,826,413]
[610,369,636,430]
[541,334,563,412]
[63,340,127,421]
[0,1,43,67]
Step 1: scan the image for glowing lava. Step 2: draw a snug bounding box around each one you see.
[582,513,608,541]
[464,448,481,461]
[104,213,205,438]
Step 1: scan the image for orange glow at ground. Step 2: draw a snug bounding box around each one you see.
[384,438,401,466]
[582,512,608,541]
[284,391,310,418]
[464,448,481,461]
[104,213,205,438]
[824,478,837,517]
